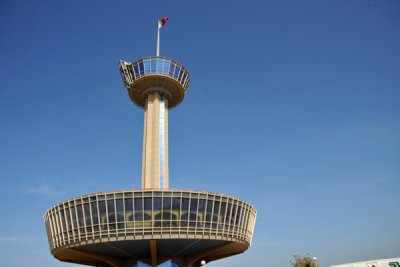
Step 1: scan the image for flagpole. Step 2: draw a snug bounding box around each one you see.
[157,20,160,56]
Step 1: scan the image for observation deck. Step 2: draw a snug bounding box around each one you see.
[119,56,190,109]
[44,189,256,267]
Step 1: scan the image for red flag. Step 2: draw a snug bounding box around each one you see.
[158,17,168,29]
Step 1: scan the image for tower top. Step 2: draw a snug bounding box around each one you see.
[119,56,190,109]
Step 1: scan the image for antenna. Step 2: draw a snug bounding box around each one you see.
[157,17,168,56]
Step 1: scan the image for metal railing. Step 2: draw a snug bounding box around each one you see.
[44,189,256,251]
[119,56,190,91]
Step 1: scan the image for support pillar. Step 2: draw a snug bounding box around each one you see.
[142,93,169,189]
[150,240,158,267]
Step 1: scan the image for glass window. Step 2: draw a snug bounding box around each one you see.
[190,198,198,213]
[181,73,186,84]
[65,207,72,230]
[151,60,156,73]
[90,202,99,231]
[70,206,77,233]
[139,61,144,75]
[197,199,206,226]
[128,65,134,80]
[219,202,226,224]
[98,200,106,225]
[133,64,139,77]
[116,199,124,220]
[60,208,67,233]
[134,197,143,221]
[144,197,152,212]
[172,197,180,221]
[180,213,188,220]
[116,199,124,229]
[144,60,151,72]
[76,204,84,229]
[213,201,220,223]
[134,212,143,221]
[225,203,232,230]
[163,61,171,75]
[156,59,163,73]
[143,212,152,220]
[189,198,198,227]
[83,203,92,232]
[181,198,189,214]
[165,211,176,221]
[231,203,238,225]
[235,204,242,226]
[154,197,162,211]
[183,77,189,88]
[125,198,133,221]
[107,199,115,222]
[169,63,176,76]
[174,66,181,79]
[188,212,198,221]
[162,197,171,219]
[206,200,213,222]
[178,69,184,82]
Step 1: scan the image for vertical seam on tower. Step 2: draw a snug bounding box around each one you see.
[160,95,165,189]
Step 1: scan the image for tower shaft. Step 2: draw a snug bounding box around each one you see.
[142,92,169,189]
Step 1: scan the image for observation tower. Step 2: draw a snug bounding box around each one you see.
[44,18,256,267]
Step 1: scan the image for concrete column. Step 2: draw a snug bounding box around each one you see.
[142,92,169,189]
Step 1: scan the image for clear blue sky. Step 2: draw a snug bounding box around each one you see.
[0,1,399,266]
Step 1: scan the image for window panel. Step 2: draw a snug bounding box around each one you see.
[212,201,220,223]
[90,202,99,232]
[172,197,180,223]
[205,200,213,222]
[178,69,184,82]
[190,198,198,213]
[83,203,92,233]
[76,204,84,229]
[162,197,171,220]
[116,198,124,229]
[197,199,206,222]
[125,198,133,221]
[225,203,232,231]
[151,60,156,73]
[219,202,226,224]
[144,60,151,71]
[163,61,170,75]
[154,197,162,211]
[139,61,144,75]
[235,206,242,226]
[174,67,181,79]
[156,59,163,73]
[98,200,106,225]
[70,206,77,234]
[65,207,72,231]
[133,64,139,77]
[107,199,115,221]
[181,198,189,213]
[181,73,186,84]
[134,197,143,221]
[60,208,67,233]
[144,197,152,212]
[169,63,176,76]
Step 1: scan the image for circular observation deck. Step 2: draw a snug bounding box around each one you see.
[44,189,256,267]
[119,56,190,109]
